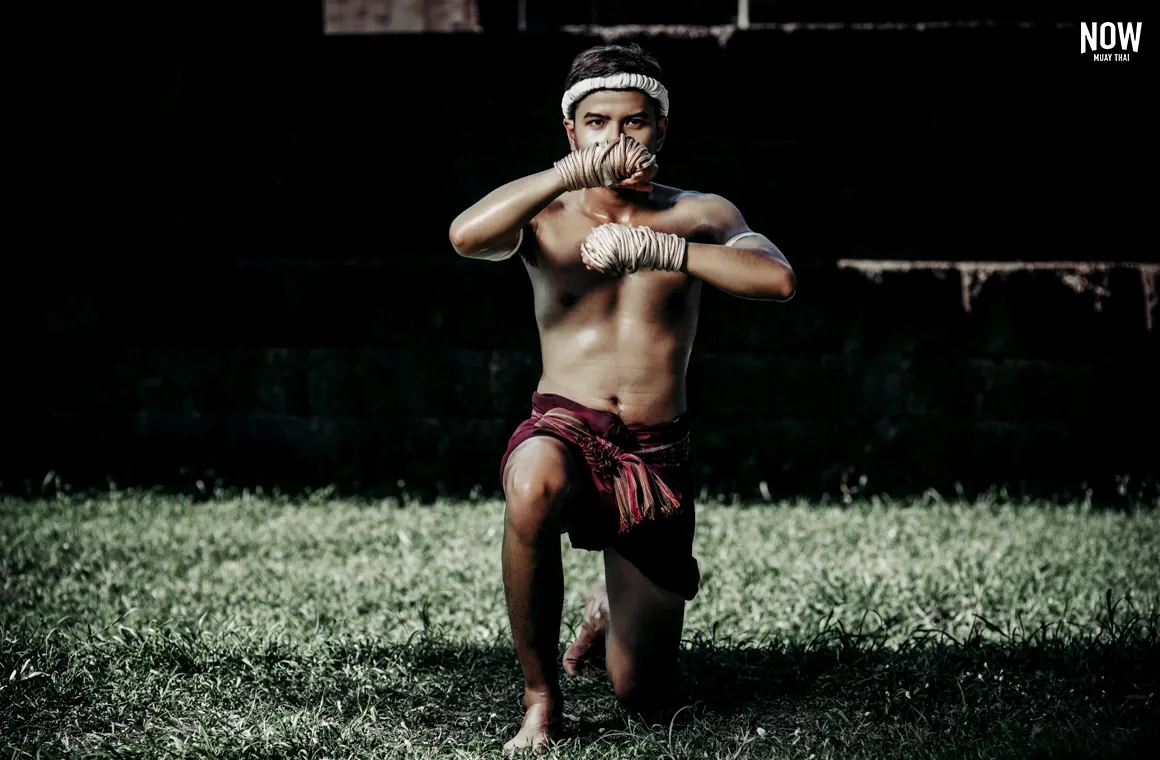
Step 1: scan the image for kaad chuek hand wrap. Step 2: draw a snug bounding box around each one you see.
[554,134,657,192]
[581,223,687,275]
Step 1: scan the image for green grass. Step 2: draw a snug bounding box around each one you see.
[2,491,1158,758]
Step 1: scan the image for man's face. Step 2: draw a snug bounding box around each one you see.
[564,89,667,153]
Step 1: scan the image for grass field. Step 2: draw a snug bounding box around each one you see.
[2,491,1158,758]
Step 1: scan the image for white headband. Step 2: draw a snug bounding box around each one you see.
[561,72,670,119]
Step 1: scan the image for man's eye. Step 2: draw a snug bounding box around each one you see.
[587,120,605,128]
[629,119,645,126]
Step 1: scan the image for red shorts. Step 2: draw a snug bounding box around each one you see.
[499,392,700,600]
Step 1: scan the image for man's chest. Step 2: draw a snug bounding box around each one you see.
[532,209,711,270]
[525,211,702,321]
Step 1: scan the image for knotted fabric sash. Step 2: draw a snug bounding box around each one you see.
[531,407,690,533]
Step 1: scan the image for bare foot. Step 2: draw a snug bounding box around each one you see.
[563,584,609,676]
[503,699,562,755]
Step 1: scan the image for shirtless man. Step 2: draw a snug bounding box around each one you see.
[448,43,795,753]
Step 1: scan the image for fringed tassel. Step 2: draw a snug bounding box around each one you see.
[611,459,681,533]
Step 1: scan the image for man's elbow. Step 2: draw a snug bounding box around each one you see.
[448,220,478,257]
[778,267,797,300]
[449,223,523,262]
[449,230,470,257]
[760,265,795,301]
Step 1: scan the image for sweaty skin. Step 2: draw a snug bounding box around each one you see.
[449,88,793,754]
[452,90,792,423]
[526,180,705,423]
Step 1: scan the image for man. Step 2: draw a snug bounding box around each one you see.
[448,43,794,753]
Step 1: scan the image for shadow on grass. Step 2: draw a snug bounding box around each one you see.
[4,612,1158,758]
[374,605,1158,757]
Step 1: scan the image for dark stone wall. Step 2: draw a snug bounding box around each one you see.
[9,23,1157,502]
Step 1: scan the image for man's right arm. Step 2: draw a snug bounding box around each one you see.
[448,169,567,260]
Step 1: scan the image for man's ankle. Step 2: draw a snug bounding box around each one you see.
[523,685,563,709]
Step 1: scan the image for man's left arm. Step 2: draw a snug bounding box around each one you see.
[682,194,795,301]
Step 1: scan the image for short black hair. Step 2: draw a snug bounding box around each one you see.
[563,43,664,119]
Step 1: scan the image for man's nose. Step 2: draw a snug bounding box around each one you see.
[606,123,623,140]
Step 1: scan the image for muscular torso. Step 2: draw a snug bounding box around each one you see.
[522,185,713,425]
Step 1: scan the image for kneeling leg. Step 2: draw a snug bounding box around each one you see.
[602,548,686,717]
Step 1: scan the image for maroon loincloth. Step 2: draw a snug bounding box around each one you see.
[499,392,700,600]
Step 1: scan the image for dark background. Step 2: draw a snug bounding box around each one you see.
[9,2,1156,503]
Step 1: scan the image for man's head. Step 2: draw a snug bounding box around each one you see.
[562,43,668,154]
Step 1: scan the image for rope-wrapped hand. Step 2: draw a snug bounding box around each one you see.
[581,223,687,275]
[554,135,658,191]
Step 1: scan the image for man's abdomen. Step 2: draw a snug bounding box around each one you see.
[535,316,692,425]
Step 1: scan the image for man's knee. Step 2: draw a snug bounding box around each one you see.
[611,666,640,706]
[503,438,572,543]
[611,666,674,718]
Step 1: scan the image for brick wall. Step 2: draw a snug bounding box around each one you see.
[324,1,479,34]
[9,26,1156,502]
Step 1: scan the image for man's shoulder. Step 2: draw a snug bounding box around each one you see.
[659,186,737,216]
[659,187,745,238]
[651,183,703,204]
